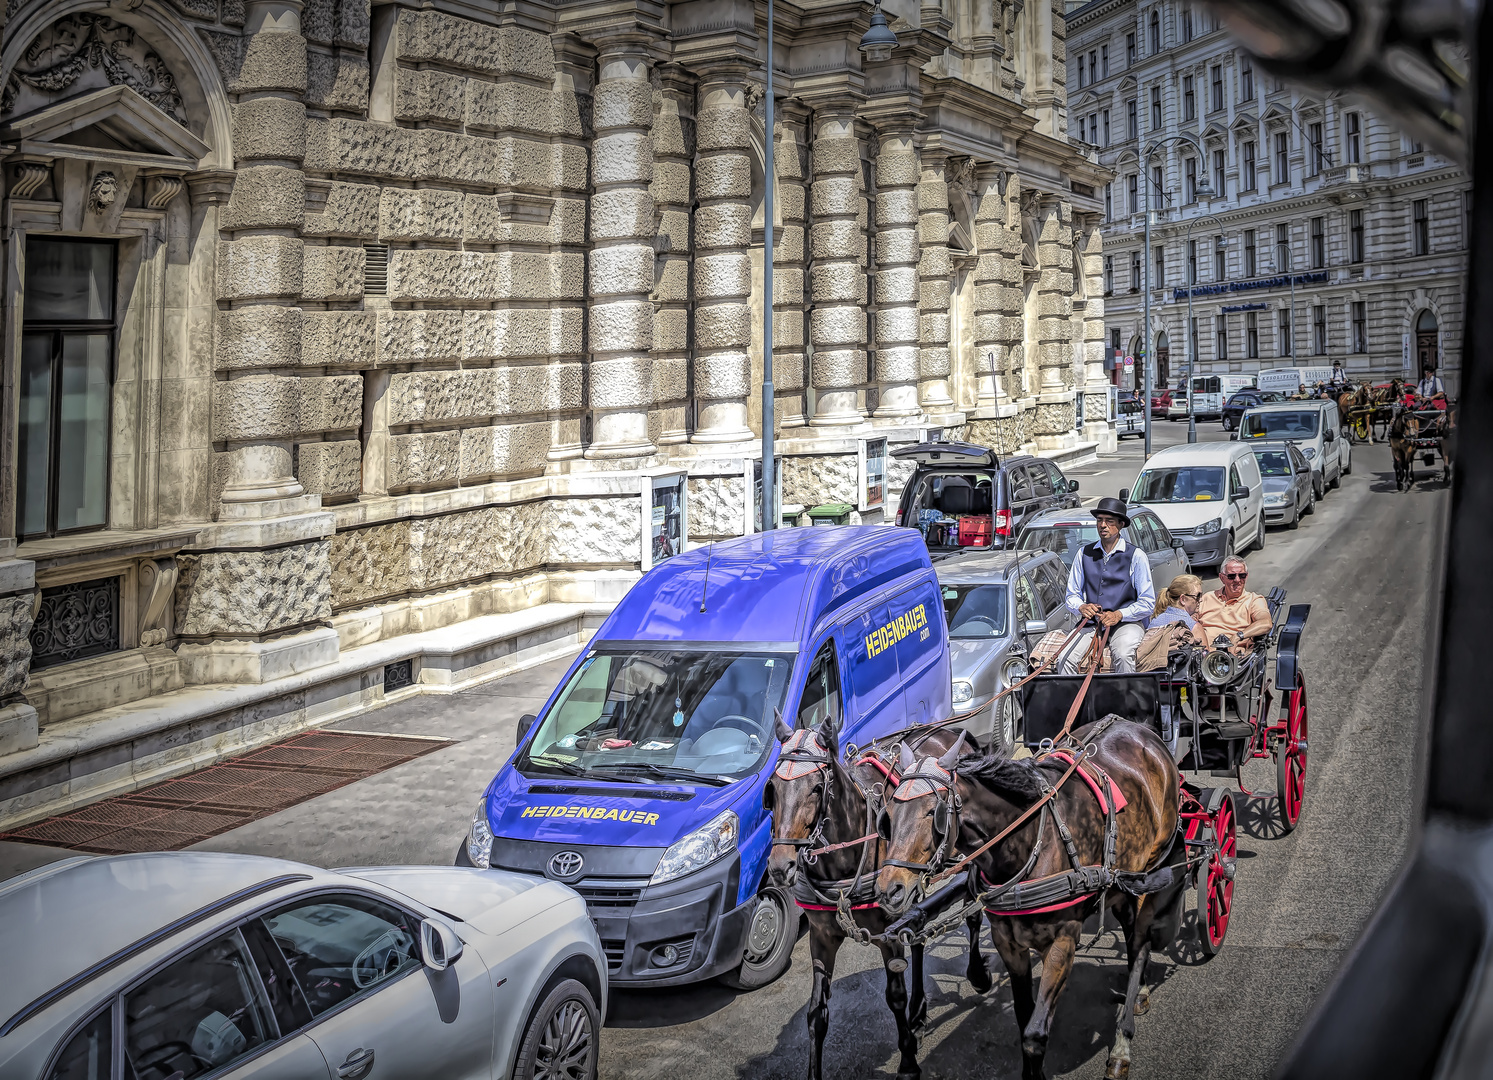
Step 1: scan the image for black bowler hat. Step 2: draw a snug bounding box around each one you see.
[1093,496,1131,527]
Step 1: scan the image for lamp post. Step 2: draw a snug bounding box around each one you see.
[1141,132,1209,458]
[1181,210,1222,443]
[760,0,777,529]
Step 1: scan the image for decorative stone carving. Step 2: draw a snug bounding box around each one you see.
[144,173,183,209]
[10,161,50,199]
[87,170,118,215]
[3,14,187,124]
[138,558,177,648]
[0,594,35,698]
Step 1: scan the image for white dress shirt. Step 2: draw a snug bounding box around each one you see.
[1064,536,1157,625]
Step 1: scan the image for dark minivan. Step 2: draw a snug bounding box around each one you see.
[892,441,1081,556]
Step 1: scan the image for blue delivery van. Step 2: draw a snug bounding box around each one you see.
[458,526,951,988]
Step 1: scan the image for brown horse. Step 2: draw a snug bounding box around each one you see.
[1439,403,1457,483]
[765,719,992,1080]
[1389,406,1420,491]
[1338,383,1370,442]
[876,719,1185,1080]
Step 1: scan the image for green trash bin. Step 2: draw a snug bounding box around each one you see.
[805,502,854,526]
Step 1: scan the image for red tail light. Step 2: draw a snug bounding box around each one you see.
[995,508,1013,537]
[896,508,905,525]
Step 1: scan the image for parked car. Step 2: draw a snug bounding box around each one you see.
[1122,441,1267,571]
[1221,388,1287,431]
[891,441,1081,554]
[1235,399,1350,497]
[1017,506,1190,586]
[1150,389,1173,418]
[1117,393,1145,438]
[935,550,1075,755]
[462,527,949,990]
[0,851,607,1080]
[1166,388,1190,420]
[1250,440,1316,529]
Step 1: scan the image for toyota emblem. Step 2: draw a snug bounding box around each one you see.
[548,851,584,879]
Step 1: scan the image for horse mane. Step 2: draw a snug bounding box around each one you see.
[962,752,1047,805]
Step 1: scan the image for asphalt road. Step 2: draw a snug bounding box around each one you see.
[0,416,1447,1079]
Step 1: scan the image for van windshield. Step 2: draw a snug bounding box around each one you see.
[1241,410,1320,439]
[941,584,1009,637]
[519,649,792,784]
[1132,467,1226,503]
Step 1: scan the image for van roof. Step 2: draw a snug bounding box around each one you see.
[599,526,931,647]
[1145,442,1254,464]
[1243,400,1331,411]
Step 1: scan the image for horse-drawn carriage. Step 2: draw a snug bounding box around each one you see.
[1389,398,1456,489]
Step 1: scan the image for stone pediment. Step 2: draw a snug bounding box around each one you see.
[3,85,209,168]
[1261,102,1293,127]
[1297,96,1324,118]
[1117,75,1137,93]
[1201,121,1229,143]
[1229,112,1258,134]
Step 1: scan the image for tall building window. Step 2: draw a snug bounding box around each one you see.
[1214,233,1226,279]
[1309,121,1324,175]
[1216,317,1229,360]
[1311,216,1325,268]
[1243,140,1257,190]
[1112,327,1122,353]
[1150,86,1163,130]
[1241,59,1254,101]
[18,238,116,539]
[1212,149,1226,199]
[1187,238,1198,284]
[1127,98,1138,140]
[1088,114,1099,143]
[1274,131,1290,185]
[1127,32,1136,66]
[1151,164,1163,208]
[1185,157,1198,202]
[1182,4,1194,41]
[1243,228,1257,276]
[1210,65,1223,111]
[1413,198,1430,255]
[1089,50,1098,85]
[1131,250,1143,290]
[1183,75,1196,120]
[1352,300,1367,353]
[1149,8,1161,52]
[1275,222,1291,274]
[1350,208,1365,262]
[1103,109,1111,145]
[1246,312,1260,358]
[1105,181,1113,219]
[1279,307,1293,356]
[1154,244,1165,287]
[1076,57,1084,88]
[1128,173,1139,213]
[1312,304,1327,354]
[1346,112,1361,163]
[1101,44,1110,77]
[1104,255,1115,294]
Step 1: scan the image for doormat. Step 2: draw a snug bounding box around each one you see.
[0,729,453,854]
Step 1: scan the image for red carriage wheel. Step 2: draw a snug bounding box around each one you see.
[1196,792,1236,957]
[1275,675,1308,831]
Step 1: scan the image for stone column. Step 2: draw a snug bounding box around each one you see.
[872,126,921,418]
[918,152,956,411]
[586,39,655,458]
[808,108,866,427]
[970,165,1009,410]
[691,68,755,444]
[1036,195,1074,397]
[651,65,696,445]
[772,103,811,428]
[1076,215,1112,447]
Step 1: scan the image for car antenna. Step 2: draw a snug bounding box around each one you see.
[700,543,715,613]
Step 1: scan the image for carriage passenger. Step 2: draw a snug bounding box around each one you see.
[1149,574,1207,643]
[1060,497,1155,674]
[1195,556,1273,656]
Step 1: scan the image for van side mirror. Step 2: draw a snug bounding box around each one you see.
[1119,488,1129,503]
[420,918,464,971]
[1324,428,1336,442]
[1231,485,1251,502]
[1229,430,1239,441]
[516,713,537,742]
[1022,620,1048,638]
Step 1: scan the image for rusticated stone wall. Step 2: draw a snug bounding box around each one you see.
[176,541,334,637]
[781,454,858,507]
[0,596,34,698]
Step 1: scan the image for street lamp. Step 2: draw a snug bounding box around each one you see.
[859,0,899,62]
[1181,208,1223,444]
[1141,133,1209,458]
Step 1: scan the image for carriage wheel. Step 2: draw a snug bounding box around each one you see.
[1195,793,1236,958]
[1275,676,1308,831]
[1351,415,1370,443]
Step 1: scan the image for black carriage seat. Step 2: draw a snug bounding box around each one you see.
[1264,586,1287,627]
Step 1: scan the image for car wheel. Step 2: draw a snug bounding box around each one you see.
[1305,485,1317,516]
[997,694,1022,757]
[512,978,599,1080]
[1329,464,1341,490]
[1313,474,1325,500]
[1223,415,1235,431]
[719,886,798,990]
[1254,514,1267,551]
[1287,500,1300,529]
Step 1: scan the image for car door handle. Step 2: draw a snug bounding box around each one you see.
[338,1049,375,1080]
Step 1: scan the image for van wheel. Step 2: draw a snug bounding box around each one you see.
[1329,465,1341,490]
[1313,474,1325,500]
[720,886,798,990]
[1216,533,1234,572]
[1253,515,1267,551]
[1304,485,1317,516]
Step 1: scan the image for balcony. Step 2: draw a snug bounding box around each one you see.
[1322,163,1369,203]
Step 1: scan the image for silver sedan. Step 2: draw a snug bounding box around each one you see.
[0,851,607,1080]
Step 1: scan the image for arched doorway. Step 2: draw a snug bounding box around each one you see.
[1415,309,1439,372]
[1155,332,1171,389]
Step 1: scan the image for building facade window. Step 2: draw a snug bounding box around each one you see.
[1153,244,1165,287]
[1151,164,1163,207]
[1246,312,1259,358]
[1186,157,1198,202]
[1279,307,1292,356]
[1183,75,1195,120]
[1112,327,1123,353]
[1187,238,1198,283]
[1413,198,1430,255]
[1214,233,1226,279]
[1210,65,1223,111]
[1309,121,1323,175]
[1275,222,1291,274]
[1352,300,1367,352]
[1312,304,1327,354]
[1103,108,1111,145]
[1212,149,1226,199]
[1127,98,1138,140]
[1243,140,1257,190]
[1089,50,1098,85]
[1350,208,1365,262]
[1127,32,1136,66]
[1182,4,1194,42]
[1150,86,1162,130]
[1241,59,1254,101]
[1104,254,1115,294]
[1311,216,1325,268]
[1076,58,1083,89]
[1244,228,1257,276]
[1131,250,1143,291]
[1149,9,1161,52]
[1346,112,1361,163]
[1274,131,1290,185]
[1128,173,1139,213]
[1088,114,1099,143]
[1105,180,1113,218]
[18,237,116,539]
[1216,316,1228,360]
[1102,44,1110,77]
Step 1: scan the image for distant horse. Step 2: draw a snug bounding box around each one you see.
[1338,383,1371,442]
[1440,404,1457,483]
[1389,407,1420,491]
[1372,380,1406,442]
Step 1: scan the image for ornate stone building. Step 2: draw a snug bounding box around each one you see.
[0,0,1108,823]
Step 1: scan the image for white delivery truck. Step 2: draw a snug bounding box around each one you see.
[1190,374,1257,419]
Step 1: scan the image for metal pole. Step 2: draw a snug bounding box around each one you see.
[1186,218,1197,443]
[761,0,776,530]
[1287,253,1296,362]
[1143,146,1153,458]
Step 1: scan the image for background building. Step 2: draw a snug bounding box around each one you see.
[1066,0,1468,395]
[0,0,1111,823]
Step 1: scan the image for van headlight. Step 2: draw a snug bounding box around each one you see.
[1302,447,1317,460]
[467,798,494,869]
[952,679,975,704]
[1193,519,1222,536]
[649,810,738,885]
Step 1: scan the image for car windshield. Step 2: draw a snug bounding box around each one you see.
[941,584,1009,638]
[1254,451,1294,477]
[519,649,791,782]
[1132,466,1227,503]
[1119,399,1142,415]
[1019,525,1098,567]
[1242,410,1320,439]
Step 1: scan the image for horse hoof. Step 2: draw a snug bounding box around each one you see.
[1135,994,1150,1018]
[1105,1061,1131,1080]
[897,1071,921,1080]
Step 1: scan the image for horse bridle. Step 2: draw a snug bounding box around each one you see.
[769,729,837,864]
[878,755,961,881]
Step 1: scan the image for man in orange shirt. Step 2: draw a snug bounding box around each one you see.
[1195,556,1273,655]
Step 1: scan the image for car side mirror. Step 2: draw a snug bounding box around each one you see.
[1119,488,1129,503]
[1172,537,1186,550]
[1324,428,1336,442]
[516,713,537,742]
[1022,620,1048,638]
[420,918,464,971]
[1068,479,1080,493]
[1229,430,1239,441]
[1232,485,1251,501]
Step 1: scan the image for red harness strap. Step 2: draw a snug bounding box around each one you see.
[1042,750,1127,815]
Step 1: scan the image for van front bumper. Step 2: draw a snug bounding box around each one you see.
[1182,532,1230,566]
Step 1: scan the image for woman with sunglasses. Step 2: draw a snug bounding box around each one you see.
[1150,574,1207,643]
[1196,555,1273,656]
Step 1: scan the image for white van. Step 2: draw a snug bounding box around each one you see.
[1235,399,1350,497]
[1122,442,1267,571]
[1189,374,1257,419]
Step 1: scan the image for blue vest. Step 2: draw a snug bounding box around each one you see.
[1080,541,1140,619]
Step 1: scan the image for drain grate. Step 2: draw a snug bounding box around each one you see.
[0,730,452,855]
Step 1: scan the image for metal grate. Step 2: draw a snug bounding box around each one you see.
[30,576,120,670]
[0,730,451,854]
[363,243,388,295]
[383,659,414,693]
[571,883,645,909]
[601,940,626,974]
